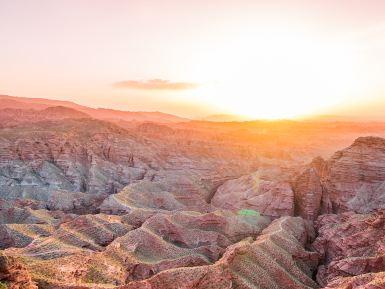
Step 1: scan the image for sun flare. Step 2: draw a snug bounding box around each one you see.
[187,27,358,119]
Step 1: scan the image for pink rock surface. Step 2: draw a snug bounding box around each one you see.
[0,253,37,289]
[293,137,385,219]
[211,170,294,217]
[312,211,385,287]
[292,157,331,220]
[120,217,319,289]
[322,272,385,289]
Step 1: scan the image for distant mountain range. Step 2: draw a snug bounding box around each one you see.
[1,95,382,124]
[0,95,189,123]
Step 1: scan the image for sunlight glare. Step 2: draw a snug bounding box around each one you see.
[189,27,357,119]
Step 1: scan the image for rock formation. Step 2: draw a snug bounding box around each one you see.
[210,142,385,221]
[293,137,385,219]
[322,272,385,289]
[100,181,213,215]
[0,117,259,213]
[0,210,269,288]
[120,217,319,289]
[312,211,385,288]
[211,168,295,217]
[292,157,331,221]
[3,97,385,288]
[0,253,37,289]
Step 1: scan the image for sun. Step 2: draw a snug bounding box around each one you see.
[187,26,358,119]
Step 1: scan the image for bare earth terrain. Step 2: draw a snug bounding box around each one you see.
[1,95,385,288]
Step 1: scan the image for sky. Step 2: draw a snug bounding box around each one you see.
[1,0,385,119]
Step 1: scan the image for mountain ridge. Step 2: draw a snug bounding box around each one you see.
[0,95,189,123]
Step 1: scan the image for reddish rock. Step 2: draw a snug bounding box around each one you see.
[1,211,269,287]
[0,253,37,289]
[322,137,385,213]
[99,210,270,283]
[293,157,332,220]
[119,217,319,289]
[293,137,385,219]
[211,171,294,217]
[322,272,385,289]
[54,214,132,249]
[100,181,212,215]
[312,211,385,287]
[0,226,15,249]
[0,224,53,249]
[0,118,259,211]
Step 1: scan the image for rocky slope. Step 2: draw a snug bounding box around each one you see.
[211,169,295,217]
[120,217,318,289]
[293,137,385,220]
[312,211,385,288]
[1,210,269,288]
[211,136,385,221]
[0,253,37,289]
[0,118,258,214]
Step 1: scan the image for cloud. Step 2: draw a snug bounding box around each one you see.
[113,79,198,90]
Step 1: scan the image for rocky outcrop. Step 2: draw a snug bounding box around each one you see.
[312,211,385,287]
[0,224,54,249]
[100,181,212,215]
[53,214,132,250]
[293,137,385,219]
[46,191,106,214]
[0,203,64,226]
[119,217,319,289]
[0,253,37,289]
[292,157,331,221]
[211,170,294,217]
[322,272,385,289]
[323,137,385,213]
[101,210,270,283]
[10,213,132,253]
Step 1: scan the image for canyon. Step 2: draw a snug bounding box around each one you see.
[1,96,385,288]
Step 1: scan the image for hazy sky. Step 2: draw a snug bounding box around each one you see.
[1,0,385,119]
